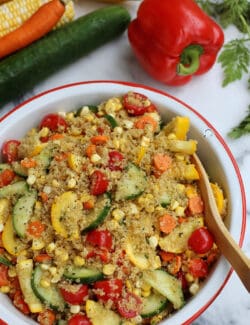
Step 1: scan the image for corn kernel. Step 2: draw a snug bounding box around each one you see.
[27,174,36,185]
[0,286,10,293]
[105,98,122,113]
[103,264,116,275]
[148,236,158,248]
[85,114,94,122]
[70,305,81,314]
[126,280,132,291]
[49,267,57,276]
[80,106,90,116]
[43,185,52,194]
[39,127,49,138]
[90,153,101,164]
[40,264,50,271]
[185,273,194,282]
[171,200,179,210]
[113,139,120,149]
[67,178,77,189]
[112,209,125,221]
[123,120,133,129]
[0,223,3,232]
[32,238,45,250]
[175,153,185,161]
[152,256,161,269]
[189,282,200,295]
[55,249,69,262]
[175,206,185,217]
[141,136,150,147]
[74,256,85,267]
[40,279,50,288]
[114,126,123,134]
[142,289,151,297]
[52,179,60,187]
[47,242,56,253]
[133,288,141,296]
[167,133,177,140]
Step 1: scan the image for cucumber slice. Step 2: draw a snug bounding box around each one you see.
[63,266,103,284]
[13,189,37,237]
[0,255,12,266]
[76,105,99,115]
[0,181,28,198]
[81,193,111,234]
[36,147,53,170]
[0,163,10,172]
[31,265,65,311]
[141,292,168,318]
[57,320,67,325]
[143,269,184,310]
[115,163,147,200]
[11,161,28,177]
[104,114,119,128]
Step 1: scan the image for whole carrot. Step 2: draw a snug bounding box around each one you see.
[0,0,65,59]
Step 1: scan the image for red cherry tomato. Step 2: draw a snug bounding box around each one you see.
[188,258,208,278]
[1,140,20,163]
[93,279,123,302]
[60,284,88,305]
[37,309,56,325]
[108,151,124,171]
[117,292,143,319]
[39,113,68,131]
[13,290,30,315]
[0,169,15,188]
[0,319,8,325]
[86,248,110,263]
[68,314,92,325]
[86,230,113,251]
[188,227,214,254]
[177,270,188,290]
[123,92,156,116]
[0,264,9,286]
[90,170,109,196]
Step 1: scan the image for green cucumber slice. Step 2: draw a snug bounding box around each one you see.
[81,193,111,234]
[141,292,168,318]
[63,266,103,284]
[143,269,184,310]
[0,163,11,172]
[13,189,37,237]
[115,163,147,200]
[31,265,65,311]
[104,114,119,128]
[0,181,28,198]
[11,161,28,177]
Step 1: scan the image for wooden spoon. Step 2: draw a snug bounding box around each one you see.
[192,153,250,292]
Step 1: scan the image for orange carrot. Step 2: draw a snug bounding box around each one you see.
[38,309,56,325]
[86,144,96,158]
[54,152,69,162]
[134,115,158,131]
[159,251,175,262]
[168,255,182,275]
[153,153,172,173]
[49,133,64,141]
[159,214,177,234]
[0,0,65,59]
[83,199,95,210]
[27,220,45,238]
[40,192,49,203]
[90,135,109,145]
[188,195,204,214]
[20,158,37,168]
[34,254,52,263]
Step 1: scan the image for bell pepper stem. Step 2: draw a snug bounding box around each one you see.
[178,45,204,76]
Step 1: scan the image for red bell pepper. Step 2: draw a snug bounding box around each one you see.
[128,0,224,86]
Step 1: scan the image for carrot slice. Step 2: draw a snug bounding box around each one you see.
[188,195,204,214]
[38,309,56,325]
[34,254,52,263]
[159,214,177,234]
[159,251,175,262]
[27,221,45,238]
[169,255,182,275]
[40,192,48,203]
[86,144,96,158]
[90,135,109,145]
[153,153,172,173]
[49,133,64,141]
[20,158,37,168]
[134,115,158,131]
[0,0,65,59]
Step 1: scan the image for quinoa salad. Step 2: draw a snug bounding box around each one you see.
[0,91,226,325]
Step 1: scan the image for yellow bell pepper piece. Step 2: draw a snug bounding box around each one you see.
[67,153,82,172]
[210,183,225,215]
[164,116,190,140]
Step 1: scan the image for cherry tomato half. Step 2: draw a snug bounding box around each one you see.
[60,284,88,305]
[13,290,30,315]
[37,309,56,325]
[123,92,156,116]
[188,258,208,278]
[90,170,109,196]
[0,264,9,286]
[0,169,15,188]
[1,140,20,163]
[93,279,123,303]
[68,314,92,325]
[86,248,110,263]
[108,151,124,171]
[188,227,214,254]
[39,113,68,132]
[86,229,113,251]
[117,292,143,319]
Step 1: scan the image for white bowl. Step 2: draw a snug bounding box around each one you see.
[0,81,246,325]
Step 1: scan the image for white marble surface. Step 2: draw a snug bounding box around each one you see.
[0,1,249,324]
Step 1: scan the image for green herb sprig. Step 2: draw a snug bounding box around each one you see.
[196,0,250,138]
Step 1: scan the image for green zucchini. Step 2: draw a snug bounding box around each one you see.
[31,265,65,311]
[12,189,37,237]
[11,161,28,177]
[115,162,147,200]
[81,193,111,234]
[141,292,168,318]
[63,265,103,284]
[104,114,119,128]
[0,6,131,105]
[76,105,99,115]
[0,255,12,267]
[0,181,28,198]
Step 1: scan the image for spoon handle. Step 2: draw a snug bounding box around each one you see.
[193,154,250,292]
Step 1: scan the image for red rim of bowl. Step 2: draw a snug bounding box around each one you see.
[0,80,247,325]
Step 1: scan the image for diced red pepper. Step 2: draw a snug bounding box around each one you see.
[188,258,208,278]
[13,290,30,315]
[86,229,113,251]
[0,264,9,286]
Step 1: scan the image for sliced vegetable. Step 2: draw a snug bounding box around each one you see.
[13,289,30,315]
[104,114,119,128]
[86,300,121,325]
[11,161,28,177]
[143,269,184,309]
[188,258,208,278]
[188,195,204,214]
[81,193,111,234]
[0,264,9,286]
[31,265,65,311]
[38,309,56,325]
[134,115,158,132]
[16,259,43,313]
[159,214,177,234]
[68,314,92,325]
[90,170,109,196]
[123,92,155,116]
[60,284,88,305]
[0,255,12,267]
[63,266,103,284]
[0,169,15,188]
[164,116,190,140]
[93,279,123,302]
[39,113,68,132]
[188,227,214,254]
[0,5,131,105]
[12,190,37,237]
[153,153,172,174]
[117,292,142,319]
[125,241,150,270]
[1,140,20,163]
[115,162,147,200]
[26,220,45,238]
[86,229,113,251]
[2,216,26,256]
[141,292,168,318]
[108,151,124,171]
